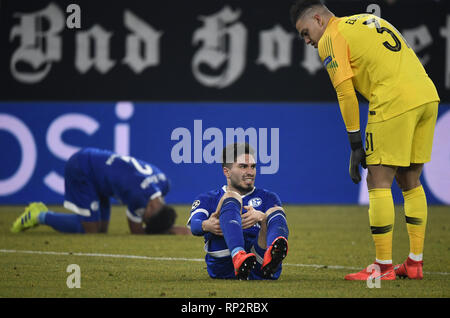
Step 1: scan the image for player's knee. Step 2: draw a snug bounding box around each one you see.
[395,165,423,192]
[366,170,392,189]
[395,177,421,192]
[265,206,284,217]
[222,191,242,205]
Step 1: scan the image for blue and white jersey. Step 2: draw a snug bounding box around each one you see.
[64,148,170,222]
[187,186,282,258]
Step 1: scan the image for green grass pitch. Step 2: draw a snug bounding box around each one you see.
[0,204,449,298]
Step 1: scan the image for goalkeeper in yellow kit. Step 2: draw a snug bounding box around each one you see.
[290,0,440,280]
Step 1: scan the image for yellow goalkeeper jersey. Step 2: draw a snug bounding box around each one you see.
[318,14,440,123]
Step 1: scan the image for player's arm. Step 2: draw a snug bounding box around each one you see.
[189,211,222,236]
[200,211,222,236]
[242,206,266,229]
[143,196,164,221]
[336,78,360,132]
[335,78,367,184]
[187,196,222,236]
[126,196,164,234]
[318,31,366,183]
[128,217,145,234]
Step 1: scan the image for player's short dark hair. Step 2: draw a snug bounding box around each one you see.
[222,142,255,169]
[144,205,177,234]
[289,0,324,26]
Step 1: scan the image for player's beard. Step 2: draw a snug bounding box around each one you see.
[229,175,254,195]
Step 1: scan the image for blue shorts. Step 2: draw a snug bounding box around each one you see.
[205,236,282,280]
[63,152,111,223]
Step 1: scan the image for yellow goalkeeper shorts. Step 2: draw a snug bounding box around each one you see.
[364,101,438,167]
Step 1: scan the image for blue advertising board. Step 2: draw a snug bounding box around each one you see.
[0,102,449,205]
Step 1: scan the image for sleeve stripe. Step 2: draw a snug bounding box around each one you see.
[126,209,142,223]
[63,200,91,217]
[186,208,210,227]
[150,191,162,200]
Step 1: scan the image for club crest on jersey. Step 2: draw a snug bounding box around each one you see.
[248,197,262,208]
[191,200,200,210]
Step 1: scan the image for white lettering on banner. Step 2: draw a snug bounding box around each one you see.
[423,110,450,204]
[0,114,37,196]
[8,4,450,90]
[440,15,450,89]
[44,114,100,194]
[170,120,279,174]
[257,25,293,72]
[403,25,433,65]
[114,102,134,156]
[9,3,162,83]
[75,25,115,74]
[123,10,162,73]
[301,44,322,75]
[0,102,133,196]
[192,6,247,88]
[10,3,64,83]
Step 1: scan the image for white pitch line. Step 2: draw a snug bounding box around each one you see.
[0,249,204,262]
[1,249,449,276]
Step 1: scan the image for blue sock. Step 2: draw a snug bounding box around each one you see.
[39,211,85,233]
[266,210,289,246]
[219,197,245,257]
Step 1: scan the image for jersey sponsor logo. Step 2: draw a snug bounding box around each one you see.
[323,55,338,71]
[191,199,200,210]
[323,56,332,67]
[248,197,262,208]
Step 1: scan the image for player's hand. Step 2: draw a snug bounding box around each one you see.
[242,206,266,229]
[348,131,367,184]
[202,211,223,236]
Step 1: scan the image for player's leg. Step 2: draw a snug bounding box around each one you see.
[10,201,87,234]
[345,164,397,280]
[97,195,111,233]
[259,207,289,278]
[395,164,426,279]
[46,153,99,233]
[218,191,256,279]
[394,101,438,279]
[367,164,397,266]
[345,114,408,280]
[11,154,88,233]
[11,202,50,233]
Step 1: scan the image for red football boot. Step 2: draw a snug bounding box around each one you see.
[261,236,288,278]
[232,251,257,280]
[345,262,396,280]
[395,257,423,280]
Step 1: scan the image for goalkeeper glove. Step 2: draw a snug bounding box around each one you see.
[347,131,367,184]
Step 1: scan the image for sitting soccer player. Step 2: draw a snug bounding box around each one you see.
[187,143,289,280]
[11,148,190,235]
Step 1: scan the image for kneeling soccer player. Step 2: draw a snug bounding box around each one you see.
[187,143,289,280]
[11,148,189,235]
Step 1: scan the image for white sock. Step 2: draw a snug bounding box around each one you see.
[408,253,423,262]
[376,259,392,265]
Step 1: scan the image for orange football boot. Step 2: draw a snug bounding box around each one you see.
[395,257,423,280]
[345,262,396,280]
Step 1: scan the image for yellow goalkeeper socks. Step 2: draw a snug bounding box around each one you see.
[368,188,395,263]
[403,185,427,260]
